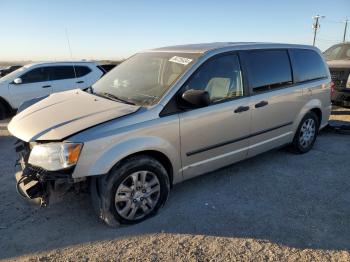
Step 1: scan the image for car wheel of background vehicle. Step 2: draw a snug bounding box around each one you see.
[90,155,170,227]
[290,111,319,154]
[0,102,8,120]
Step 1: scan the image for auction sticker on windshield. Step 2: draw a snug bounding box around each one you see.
[169,56,193,65]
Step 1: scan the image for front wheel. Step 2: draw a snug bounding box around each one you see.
[90,155,170,227]
[290,111,319,154]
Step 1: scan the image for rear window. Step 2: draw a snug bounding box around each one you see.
[244,50,292,93]
[291,49,328,83]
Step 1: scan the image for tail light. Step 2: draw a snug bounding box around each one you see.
[330,81,335,97]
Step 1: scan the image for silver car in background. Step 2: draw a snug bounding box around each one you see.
[8,42,331,226]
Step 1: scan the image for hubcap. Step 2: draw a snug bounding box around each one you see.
[299,118,316,148]
[114,171,160,221]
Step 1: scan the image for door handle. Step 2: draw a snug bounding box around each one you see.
[42,85,51,88]
[234,106,250,113]
[255,100,268,108]
[76,80,84,84]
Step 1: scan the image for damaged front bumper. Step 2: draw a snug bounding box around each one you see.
[15,165,74,206]
[14,140,79,206]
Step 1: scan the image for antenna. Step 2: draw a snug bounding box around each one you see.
[65,28,77,78]
[343,18,349,43]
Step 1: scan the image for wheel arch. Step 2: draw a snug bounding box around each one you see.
[113,150,174,187]
[294,99,323,133]
[310,107,322,128]
[0,96,14,115]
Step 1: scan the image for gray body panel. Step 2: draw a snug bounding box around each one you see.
[8,42,331,185]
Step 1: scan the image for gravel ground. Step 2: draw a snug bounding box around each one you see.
[0,109,350,261]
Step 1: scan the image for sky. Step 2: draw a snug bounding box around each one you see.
[0,0,349,61]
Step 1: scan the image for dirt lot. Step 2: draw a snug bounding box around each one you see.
[0,108,350,261]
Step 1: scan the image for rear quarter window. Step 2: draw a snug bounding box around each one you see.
[290,49,328,83]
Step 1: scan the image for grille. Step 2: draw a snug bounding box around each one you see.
[330,69,349,89]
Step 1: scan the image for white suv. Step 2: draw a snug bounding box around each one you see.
[0,61,105,119]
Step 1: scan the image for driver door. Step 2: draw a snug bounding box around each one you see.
[179,53,251,179]
[9,66,52,108]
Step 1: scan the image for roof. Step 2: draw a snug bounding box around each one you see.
[24,60,96,68]
[148,42,317,53]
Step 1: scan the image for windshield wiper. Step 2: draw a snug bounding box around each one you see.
[98,92,136,105]
[84,86,94,94]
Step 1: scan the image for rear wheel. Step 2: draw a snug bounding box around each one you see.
[290,111,319,153]
[90,155,170,227]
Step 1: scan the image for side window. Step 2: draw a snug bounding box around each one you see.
[75,66,91,77]
[244,50,292,93]
[20,67,50,84]
[183,54,244,103]
[346,48,350,59]
[291,49,328,83]
[50,66,75,81]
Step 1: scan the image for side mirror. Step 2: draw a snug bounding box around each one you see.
[13,78,22,85]
[181,89,210,108]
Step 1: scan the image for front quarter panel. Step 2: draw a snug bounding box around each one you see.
[70,114,182,184]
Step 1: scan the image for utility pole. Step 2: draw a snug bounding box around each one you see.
[343,19,349,42]
[312,15,325,46]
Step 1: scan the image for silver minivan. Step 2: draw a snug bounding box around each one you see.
[9,43,331,226]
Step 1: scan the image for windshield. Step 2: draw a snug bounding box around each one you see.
[92,52,201,106]
[323,44,350,61]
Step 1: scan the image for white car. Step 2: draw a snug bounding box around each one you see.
[0,61,105,119]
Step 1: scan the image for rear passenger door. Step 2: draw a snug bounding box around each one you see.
[74,65,97,88]
[79,65,103,87]
[240,49,304,157]
[49,66,80,93]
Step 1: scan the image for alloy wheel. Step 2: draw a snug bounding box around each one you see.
[114,171,161,221]
[299,118,316,148]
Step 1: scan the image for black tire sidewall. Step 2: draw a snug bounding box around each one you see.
[0,103,7,120]
[293,112,319,153]
[105,156,170,225]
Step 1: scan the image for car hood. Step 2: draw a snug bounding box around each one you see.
[327,59,350,69]
[8,89,140,142]
[0,77,9,85]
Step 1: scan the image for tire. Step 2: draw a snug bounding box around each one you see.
[290,111,319,154]
[90,155,170,227]
[0,102,7,120]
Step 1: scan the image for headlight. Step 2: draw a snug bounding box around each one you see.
[28,143,83,171]
[347,74,350,88]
